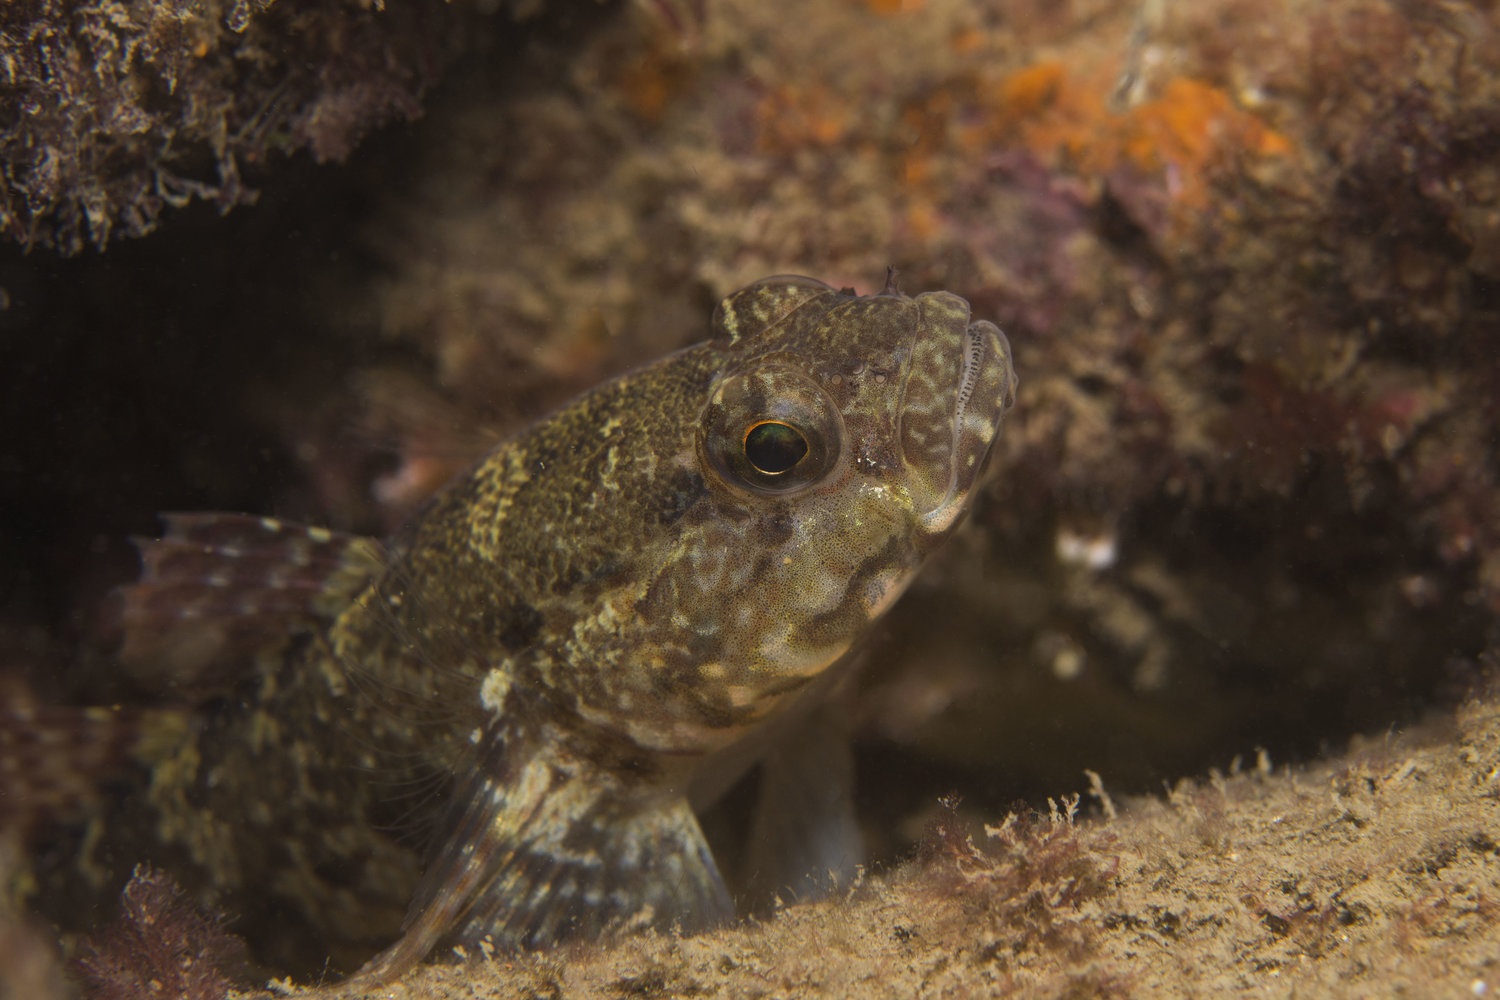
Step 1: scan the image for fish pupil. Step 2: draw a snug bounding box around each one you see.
[744,420,808,474]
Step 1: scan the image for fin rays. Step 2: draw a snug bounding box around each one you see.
[347,719,731,987]
[113,513,382,696]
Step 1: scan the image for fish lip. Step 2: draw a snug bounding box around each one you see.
[915,318,1015,535]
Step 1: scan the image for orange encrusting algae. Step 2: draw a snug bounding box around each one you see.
[754,84,857,153]
[882,56,1294,247]
[980,62,1292,209]
[861,0,926,14]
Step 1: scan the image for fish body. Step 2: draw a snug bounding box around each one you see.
[105,275,1017,980]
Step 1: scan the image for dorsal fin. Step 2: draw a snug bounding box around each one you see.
[346,715,733,986]
[111,513,383,697]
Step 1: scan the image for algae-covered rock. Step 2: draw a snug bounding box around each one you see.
[0,0,488,254]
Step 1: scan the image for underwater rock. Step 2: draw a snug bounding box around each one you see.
[0,0,500,254]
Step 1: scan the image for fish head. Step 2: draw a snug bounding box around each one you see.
[656,274,1017,734]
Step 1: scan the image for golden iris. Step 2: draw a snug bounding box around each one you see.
[743,420,809,475]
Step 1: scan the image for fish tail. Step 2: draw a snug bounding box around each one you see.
[110,513,383,694]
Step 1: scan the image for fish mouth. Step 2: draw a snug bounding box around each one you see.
[898,292,1017,535]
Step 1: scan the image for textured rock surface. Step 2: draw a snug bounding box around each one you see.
[0,0,534,253]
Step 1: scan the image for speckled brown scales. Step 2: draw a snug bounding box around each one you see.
[111,275,1017,983]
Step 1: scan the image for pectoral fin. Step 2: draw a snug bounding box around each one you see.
[743,703,862,909]
[348,717,732,986]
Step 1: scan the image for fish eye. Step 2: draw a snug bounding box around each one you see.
[700,366,843,496]
[744,421,809,475]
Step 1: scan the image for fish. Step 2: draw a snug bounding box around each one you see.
[86,272,1017,983]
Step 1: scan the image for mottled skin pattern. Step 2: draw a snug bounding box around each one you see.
[114,275,1017,981]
